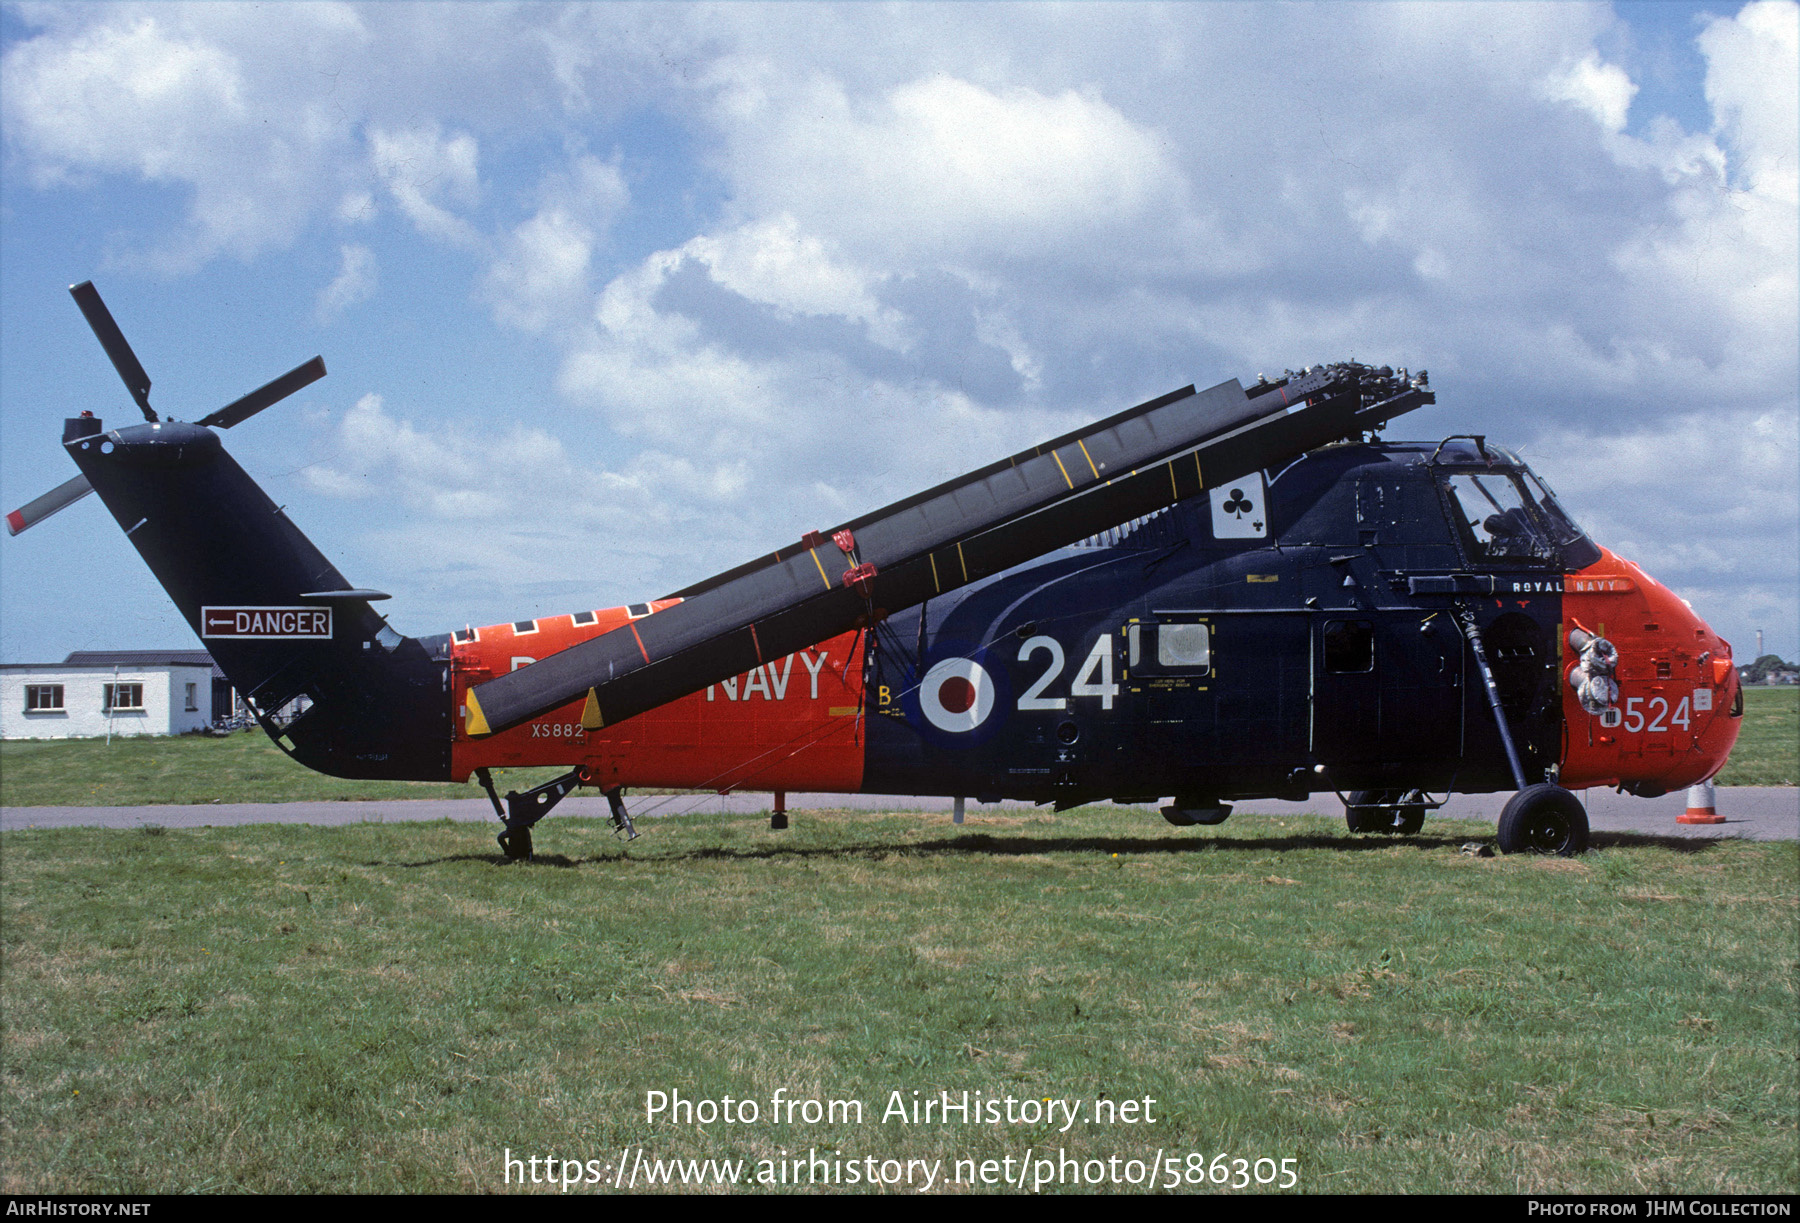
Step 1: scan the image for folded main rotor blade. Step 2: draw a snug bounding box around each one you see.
[69,281,155,422]
[6,473,94,536]
[197,356,327,429]
[464,363,1432,738]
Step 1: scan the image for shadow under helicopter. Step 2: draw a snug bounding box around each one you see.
[388,825,1735,870]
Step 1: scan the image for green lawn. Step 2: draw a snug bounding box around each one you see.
[2,808,1793,1194]
[0,730,558,807]
[1714,687,1799,786]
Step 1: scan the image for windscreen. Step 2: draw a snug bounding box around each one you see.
[1442,472,1563,566]
[1518,469,1602,568]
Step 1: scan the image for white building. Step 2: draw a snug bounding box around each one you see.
[1,651,220,739]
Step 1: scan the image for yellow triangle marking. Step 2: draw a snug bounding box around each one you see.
[464,688,491,737]
[581,687,604,730]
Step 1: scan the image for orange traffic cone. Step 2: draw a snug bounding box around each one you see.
[1678,780,1724,825]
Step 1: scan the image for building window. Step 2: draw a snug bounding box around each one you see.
[25,684,64,712]
[103,683,145,711]
[185,682,199,712]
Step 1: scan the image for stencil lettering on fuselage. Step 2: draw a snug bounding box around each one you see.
[706,652,830,701]
[1210,473,1267,539]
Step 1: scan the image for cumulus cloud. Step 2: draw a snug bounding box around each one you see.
[483,155,630,334]
[368,124,482,247]
[683,215,907,349]
[315,243,376,323]
[0,7,355,267]
[719,74,1191,267]
[1541,52,1639,132]
[1701,0,1799,200]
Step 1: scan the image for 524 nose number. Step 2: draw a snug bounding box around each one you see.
[1620,696,1691,734]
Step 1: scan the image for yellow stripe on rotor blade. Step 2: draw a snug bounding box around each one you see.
[581,687,604,730]
[464,689,491,738]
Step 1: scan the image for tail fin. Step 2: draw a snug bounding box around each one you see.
[66,417,451,779]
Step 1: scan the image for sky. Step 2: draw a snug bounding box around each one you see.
[1,1,1795,667]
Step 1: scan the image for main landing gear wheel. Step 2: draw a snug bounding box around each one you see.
[1345,790,1426,835]
[497,826,534,861]
[1496,784,1588,856]
[1162,800,1231,826]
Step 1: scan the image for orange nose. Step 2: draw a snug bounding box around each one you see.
[1559,547,1740,796]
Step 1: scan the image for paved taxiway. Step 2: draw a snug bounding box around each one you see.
[3,786,1794,840]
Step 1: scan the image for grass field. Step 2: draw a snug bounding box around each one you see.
[0,730,560,807]
[1715,687,1799,786]
[1,688,1793,807]
[2,807,1792,1194]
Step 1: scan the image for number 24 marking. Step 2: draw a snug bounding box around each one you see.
[1017,634,1117,711]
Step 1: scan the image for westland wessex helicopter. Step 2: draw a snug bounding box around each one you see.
[9,283,1743,859]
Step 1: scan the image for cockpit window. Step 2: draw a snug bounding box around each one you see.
[1518,470,1600,567]
[1443,473,1561,565]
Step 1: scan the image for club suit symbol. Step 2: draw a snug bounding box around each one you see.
[1210,475,1267,539]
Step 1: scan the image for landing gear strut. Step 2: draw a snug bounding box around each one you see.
[475,766,634,860]
[1455,603,1587,856]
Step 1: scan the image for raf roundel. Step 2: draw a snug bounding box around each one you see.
[918,657,997,733]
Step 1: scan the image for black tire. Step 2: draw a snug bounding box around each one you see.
[1345,790,1390,833]
[1162,801,1230,826]
[1391,790,1426,835]
[1347,789,1428,835]
[1496,784,1588,856]
[497,826,534,860]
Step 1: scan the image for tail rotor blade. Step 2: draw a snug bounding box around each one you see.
[6,474,94,536]
[69,282,155,422]
[197,355,327,429]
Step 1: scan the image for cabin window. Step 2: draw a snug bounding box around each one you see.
[185,682,199,711]
[1323,620,1374,673]
[572,611,598,626]
[1126,622,1211,673]
[103,683,144,711]
[25,684,64,712]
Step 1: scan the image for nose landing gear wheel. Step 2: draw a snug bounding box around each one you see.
[1496,784,1588,856]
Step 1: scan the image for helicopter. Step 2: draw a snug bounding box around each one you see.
[8,283,1743,859]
